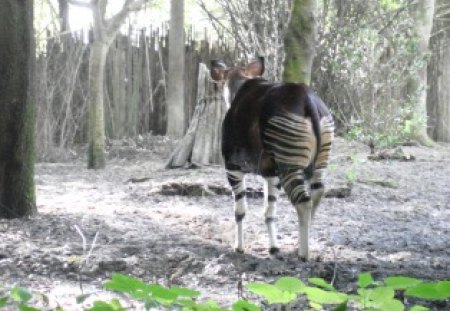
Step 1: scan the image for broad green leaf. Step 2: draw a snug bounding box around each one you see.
[303,287,348,305]
[169,286,200,298]
[405,283,449,300]
[410,306,430,311]
[176,298,196,308]
[369,286,395,301]
[0,297,7,307]
[103,273,149,293]
[275,276,305,293]
[147,284,178,304]
[375,298,404,311]
[85,300,123,311]
[18,305,42,311]
[194,300,227,311]
[384,276,422,289]
[309,301,323,310]
[332,301,348,311]
[11,287,33,303]
[436,281,450,298]
[247,282,296,304]
[232,299,260,311]
[308,278,335,291]
[358,273,374,288]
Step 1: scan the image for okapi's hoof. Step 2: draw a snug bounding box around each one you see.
[269,247,280,255]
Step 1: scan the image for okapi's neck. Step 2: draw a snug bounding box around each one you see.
[225,78,247,107]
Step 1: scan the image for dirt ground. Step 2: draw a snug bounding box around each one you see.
[0,136,449,310]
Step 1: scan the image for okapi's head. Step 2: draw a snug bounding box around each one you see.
[210,57,265,107]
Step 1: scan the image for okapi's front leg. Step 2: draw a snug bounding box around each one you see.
[227,170,247,252]
[264,177,280,254]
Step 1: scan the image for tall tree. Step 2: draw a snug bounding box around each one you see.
[282,0,317,84]
[427,0,450,142]
[166,0,185,137]
[59,0,70,32]
[407,0,436,145]
[0,0,37,218]
[69,0,150,169]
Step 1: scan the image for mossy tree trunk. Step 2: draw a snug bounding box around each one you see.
[166,0,186,137]
[427,0,450,142]
[407,0,436,145]
[282,0,317,84]
[0,0,37,218]
[87,42,108,169]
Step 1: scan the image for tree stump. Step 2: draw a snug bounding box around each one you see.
[166,63,227,168]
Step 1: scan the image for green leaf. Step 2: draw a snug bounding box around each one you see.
[275,276,306,293]
[405,283,450,300]
[369,286,395,301]
[232,299,260,311]
[11,287,33,304]
[302,287,348,305]
[18,305,43,311]
[0,297,7,307]
[146,284,178,305]
[169,286,200,298]
[332,301,348,311]
[194,300,227,311]
[358,273,374,288]
[103,273,149,294]
[410,306,430,311]
[384,276,422,289]
[436,281,450,297]
[308,278,335,291]
[85,300,123,311]
[376,298,404,311]
[247,282,296,304]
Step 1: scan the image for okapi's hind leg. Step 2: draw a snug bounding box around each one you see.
[227,170,247,253]
[311,116,334,218]
[263,176,281,254]
[278,166,313,261]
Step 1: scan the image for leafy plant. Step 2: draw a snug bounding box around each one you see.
[1,273,449,311]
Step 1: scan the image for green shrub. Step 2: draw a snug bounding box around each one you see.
[1,273,449,310]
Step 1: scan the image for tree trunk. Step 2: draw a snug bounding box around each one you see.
[282,0,317,84]
[427,0,450,142]
[166,0,185,137]
[87,42,108,169]
[407,0,436,145]
[0,0,37,219]
[58,0,70,32]
[166,63,225,168]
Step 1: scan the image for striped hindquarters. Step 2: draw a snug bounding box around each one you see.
[316,116,334,169]
[263,112,316,169]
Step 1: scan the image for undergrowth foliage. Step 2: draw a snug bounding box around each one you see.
[313,0,425,149]
[1,273,449,310]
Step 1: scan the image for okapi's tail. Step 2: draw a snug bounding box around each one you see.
[306,91,322,170]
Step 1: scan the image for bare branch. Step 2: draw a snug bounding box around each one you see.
[105,0,150,35]
[68,0,94,9]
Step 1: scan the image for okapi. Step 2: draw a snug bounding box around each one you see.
[211,57,334,260]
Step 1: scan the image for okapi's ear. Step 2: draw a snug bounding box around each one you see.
[246,56,265,77]
[210,60,228,81]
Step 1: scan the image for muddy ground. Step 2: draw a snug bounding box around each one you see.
[0,136,449,310]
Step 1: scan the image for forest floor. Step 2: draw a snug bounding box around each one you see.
[1,136,449,310]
